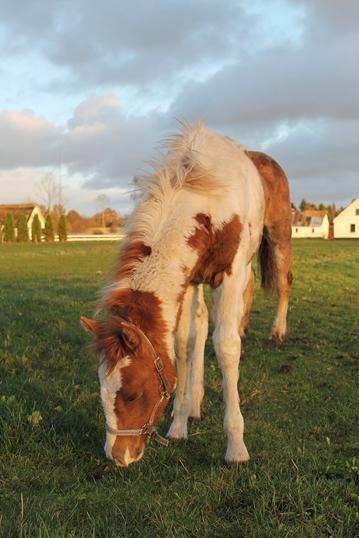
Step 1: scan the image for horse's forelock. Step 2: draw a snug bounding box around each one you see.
[95,316,137,374]
[95,315,147,374]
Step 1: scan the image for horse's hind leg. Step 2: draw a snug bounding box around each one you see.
[239,265,255,339]
[167,285,208,439]
[248,149,292,345]
[270,236,292,344]
[262,224,292,344]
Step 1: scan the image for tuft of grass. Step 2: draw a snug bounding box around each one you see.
[0,240,358,537]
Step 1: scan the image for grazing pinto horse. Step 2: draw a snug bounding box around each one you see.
[81,124,292,467]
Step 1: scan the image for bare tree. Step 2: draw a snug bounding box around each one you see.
[36,173,57,213]
[96,193,110,228]
[36,173,67,218]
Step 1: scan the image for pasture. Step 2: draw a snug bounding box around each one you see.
[0,240,358,537]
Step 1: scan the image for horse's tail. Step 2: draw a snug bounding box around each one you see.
[258,226,277,293]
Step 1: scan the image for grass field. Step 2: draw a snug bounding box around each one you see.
[0,240,358,537]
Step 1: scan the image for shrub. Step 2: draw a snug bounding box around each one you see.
[31,214,42,243]
[4,213,15,243]
[17,214,29,242]
[58,215,68,242]
[44,214,55,242]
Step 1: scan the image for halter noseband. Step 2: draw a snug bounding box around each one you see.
[105,328,173,447]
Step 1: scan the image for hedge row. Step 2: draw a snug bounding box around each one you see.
[0,213,67,243]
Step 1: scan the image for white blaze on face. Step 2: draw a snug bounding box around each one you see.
[98,357,132,458]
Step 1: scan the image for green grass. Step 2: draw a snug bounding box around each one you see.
[0,240,358,537]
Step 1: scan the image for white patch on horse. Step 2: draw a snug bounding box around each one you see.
[98,357,132,455]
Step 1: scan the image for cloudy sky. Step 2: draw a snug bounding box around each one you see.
[0,0,358,215]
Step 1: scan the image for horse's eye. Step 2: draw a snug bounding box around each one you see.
[126,391,143,403]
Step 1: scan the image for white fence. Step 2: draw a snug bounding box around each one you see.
[66,233,124,242]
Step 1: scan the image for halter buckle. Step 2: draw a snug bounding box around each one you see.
[149,429,170,447]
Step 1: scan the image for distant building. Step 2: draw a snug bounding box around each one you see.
[333,199,359,238]
[0,204,45,239]
[292,209,329,239]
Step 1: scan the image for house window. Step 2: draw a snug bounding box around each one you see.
[356,209,359,216]
[350,224,356,233]
[295,228,298,233]
[312,228,315,233]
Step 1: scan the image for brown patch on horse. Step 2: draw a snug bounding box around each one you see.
[114,239,152,280]
[173,214,241,333]
[100,289,174,379]
[188,213,242,288]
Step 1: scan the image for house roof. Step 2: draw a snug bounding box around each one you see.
[292,209,327,227]
[333,198,359,222]
[0,204,40,224]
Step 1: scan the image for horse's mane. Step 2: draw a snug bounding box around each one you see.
[126,122,246,244]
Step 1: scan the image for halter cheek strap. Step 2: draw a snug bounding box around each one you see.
[105,332,173,447]
[106,388,170,447]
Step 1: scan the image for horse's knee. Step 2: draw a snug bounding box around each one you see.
[213,330,241,367]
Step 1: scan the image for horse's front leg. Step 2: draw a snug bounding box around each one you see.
[212,263,250,463]
[188,284,208,420]
[167,286,194,440]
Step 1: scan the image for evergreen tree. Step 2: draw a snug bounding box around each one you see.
[17,214,29,242]
[31,214,42,243]
[299,198,309,212]
[44,214,55,242]
[4,213,15,242]
[58,214,68,242]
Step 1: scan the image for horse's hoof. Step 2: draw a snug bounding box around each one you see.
[167,436,186,443]
[225,444,250,464]
[267,334,284,347]
[167,426,188,441]
[226,458,250,467]
[188,416,201,422]
[225,454,250,465]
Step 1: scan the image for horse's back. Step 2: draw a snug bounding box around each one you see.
[179,126,265,228]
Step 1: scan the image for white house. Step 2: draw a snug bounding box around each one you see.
[292,210,329,239]
[0,204,46,238]
[333,199,359,238]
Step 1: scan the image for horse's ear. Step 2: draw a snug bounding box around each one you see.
[119,320,142,352]
[80,316,100,335]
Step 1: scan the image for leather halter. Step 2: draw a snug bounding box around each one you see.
[105,326,173,447]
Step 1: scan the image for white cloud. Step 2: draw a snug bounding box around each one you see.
[0,109,61,168]
[0,0,357,211]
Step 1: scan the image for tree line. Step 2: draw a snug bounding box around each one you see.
[294,199,341,223]
[1,213,67,244]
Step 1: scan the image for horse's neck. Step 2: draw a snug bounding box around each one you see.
[123,210,199,356]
